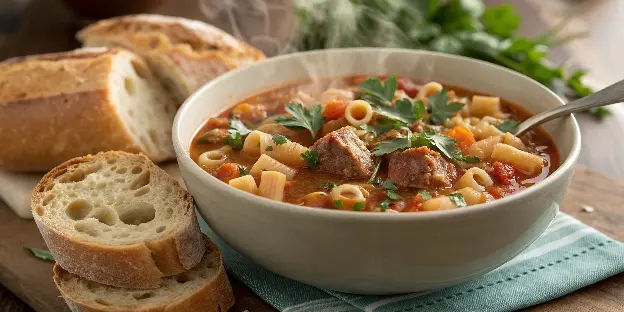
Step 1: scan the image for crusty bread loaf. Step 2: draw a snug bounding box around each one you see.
[54,236,235,312]
[0,48,177,172]
[32,151,205,289]
[77,14,266,102]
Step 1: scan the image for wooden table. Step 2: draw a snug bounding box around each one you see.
[0,0,622,311]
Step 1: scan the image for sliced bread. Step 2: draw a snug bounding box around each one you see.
[32,151,205,289]
[54,235,235,312]
[0,48,177,172]
[77,14,266,103]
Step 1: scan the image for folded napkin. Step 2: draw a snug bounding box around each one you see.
[199,212,624,312]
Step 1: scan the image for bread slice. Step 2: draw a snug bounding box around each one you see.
[77,14,266,102]
[54,236,235,312]
[32,151,205,289]
[0,48,177,172]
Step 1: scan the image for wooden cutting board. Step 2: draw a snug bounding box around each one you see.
[0,165,621,312]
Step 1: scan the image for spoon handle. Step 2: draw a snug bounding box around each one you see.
[514,78,624,136]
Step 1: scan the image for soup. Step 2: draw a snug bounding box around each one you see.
[189,75,559,212]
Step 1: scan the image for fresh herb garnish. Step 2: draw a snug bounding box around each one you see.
[359,75,397,104]
[265,146,274,151]
[372,132,412,156]
[413,131,480,163]
[496,120,520,133]
[321,182,337,191]
[238,167,249,176]
[333,199,345,209]
[360,120,402,136]
[353,202,365,211]
[226,119,252,150]
[427,90,465,125]
[419,190,432,200]
[587,107,612,120]
[272,134,288,145]
[359,77,426,125]
[377,179,402,212]
[25,247,54,262]
[448,193,467,207]
[275,103,325,138]
[301,150,320,168]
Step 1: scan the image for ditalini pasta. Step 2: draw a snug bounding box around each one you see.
[250,154,297,180]
[416,81,443,101]
[457,167,494,192]
[491,143,545,175]
[345,100,373,127]
[259,134,309,167]
[190,74,559,212]
[258,171,287,201]
[421,196,457,211]
[471,95,507,119]
[228,175,258,194]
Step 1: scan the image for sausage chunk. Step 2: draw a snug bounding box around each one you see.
[388,147,458,188]
[310,126,373,179]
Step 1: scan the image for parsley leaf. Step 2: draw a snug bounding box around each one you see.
[359,76,397,104]
[353,202,365,211]
[25,247,54,262]
[226,119,252,150]
[496,120,520,133]
[380,199,391,212]
[587,107,612,120]
[381,180,398,191]
[333,199,345,209]
[301,150,320,168]
[427,89,465,125]
[272,134,288,145]
[321,182,337,191]
[448,193,467,207]
[419,190,432,200]
[372,132,412,156]
[227,132,244,150]
[238,167,249,176]
[360,119,403,136]
[386,189,402,200]
[275,103,325,138]
[265,146,274,151]
[413,131,481,163]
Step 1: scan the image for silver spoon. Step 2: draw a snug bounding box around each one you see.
[514,78,624,136]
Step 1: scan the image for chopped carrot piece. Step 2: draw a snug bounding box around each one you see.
[446,126,475,152]
[215,163,243,183]
[322,100,348,120]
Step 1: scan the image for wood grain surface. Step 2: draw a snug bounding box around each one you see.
[0,0,622,311]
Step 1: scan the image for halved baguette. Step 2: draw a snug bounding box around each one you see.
[0,48,177,172]
[32,151,205,289]
[54,235,235,312]
[77,14,266,103]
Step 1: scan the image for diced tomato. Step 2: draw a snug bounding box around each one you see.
[492,161,516,185]
[215,163,243,183]
[487,185,517,199]
[205,117,230,129]
[397,78,419,98]
[322,100,348,120]
[445,126,475,152]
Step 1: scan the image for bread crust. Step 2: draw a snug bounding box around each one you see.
[53,238,235,312]
[77,14,266,102]
[33,151,205,289]
[0,49,172,172]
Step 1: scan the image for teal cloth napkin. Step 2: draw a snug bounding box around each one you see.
[198,212,624,312]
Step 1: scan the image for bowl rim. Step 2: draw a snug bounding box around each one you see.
[173,47,581,221]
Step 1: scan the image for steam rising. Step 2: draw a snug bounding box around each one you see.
[197,0,434,93]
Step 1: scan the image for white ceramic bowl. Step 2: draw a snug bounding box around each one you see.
[173,48,581,295]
